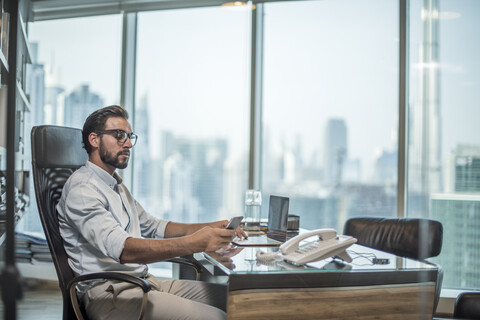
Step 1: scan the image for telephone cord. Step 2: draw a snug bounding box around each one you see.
[255,249,281,261]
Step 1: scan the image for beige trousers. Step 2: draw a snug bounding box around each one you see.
[82,274,227,320]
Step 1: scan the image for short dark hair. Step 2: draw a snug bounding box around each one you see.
[82,105,129,154]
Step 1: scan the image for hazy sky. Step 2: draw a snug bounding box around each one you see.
[28,0,480,181]
[29,15,122,104]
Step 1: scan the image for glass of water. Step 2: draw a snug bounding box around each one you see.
[244,189,262,230]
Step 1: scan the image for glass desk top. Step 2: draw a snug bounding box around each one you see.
[197,244,439,319]
[200,243,438,276]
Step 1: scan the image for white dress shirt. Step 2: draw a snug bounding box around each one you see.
[57,160,169,293]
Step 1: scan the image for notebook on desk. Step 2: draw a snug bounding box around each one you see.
[232,195,289,247]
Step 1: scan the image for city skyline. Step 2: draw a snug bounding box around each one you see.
[28,1,480,184]
[27,51,480,195]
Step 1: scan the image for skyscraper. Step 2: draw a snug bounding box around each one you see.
[431,194,480,289]
[431,144,480,288]
[176,138,227,222]
[158,133,228,223]
[373,149,397,186]
[63,84,103,128]
[409,0,442,196]
[451,145,480,193]
[162,151,197,222]
[133,94,152,204]
[324,118,347,186]
[26,42,45,126]
[44,65,64,125]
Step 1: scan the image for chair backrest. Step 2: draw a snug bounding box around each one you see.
[31,125,88,320]
[454,292,480,319]
[343,216,443,260]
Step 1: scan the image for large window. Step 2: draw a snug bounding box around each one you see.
[134,7,251,223]
[262,0,399,232]
[23,15,122,234]
[21,0,480,292]
[408,0,480,290]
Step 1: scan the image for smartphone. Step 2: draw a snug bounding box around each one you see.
[226,216,244,230]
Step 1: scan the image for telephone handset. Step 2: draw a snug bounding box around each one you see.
[256,228,357,266]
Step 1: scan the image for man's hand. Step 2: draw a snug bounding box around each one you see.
[190,226,235,252]
[212,220,248,240]
[234,226,248,240]
[120,226,237,264]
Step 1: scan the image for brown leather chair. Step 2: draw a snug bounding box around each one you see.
[343,216,443,315]
[31,125,202,320]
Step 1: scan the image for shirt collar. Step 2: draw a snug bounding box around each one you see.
[86,160,123,189]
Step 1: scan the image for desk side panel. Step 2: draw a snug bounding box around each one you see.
[227,282,436,320]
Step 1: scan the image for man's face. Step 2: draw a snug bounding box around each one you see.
[98,117,133,170]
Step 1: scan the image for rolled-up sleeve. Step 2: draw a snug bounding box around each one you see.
[135,199,169,239]
[64,182,130,261]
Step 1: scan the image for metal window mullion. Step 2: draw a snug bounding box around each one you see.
[119,11,137,191]
[2,0,22,318]
[249,2,264,190]
[397,0,409,218]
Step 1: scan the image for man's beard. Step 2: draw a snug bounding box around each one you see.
[99,139,129,169]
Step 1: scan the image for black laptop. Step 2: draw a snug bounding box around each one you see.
[232,195,289,246]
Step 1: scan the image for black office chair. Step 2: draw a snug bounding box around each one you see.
[31,125,202,320]
[454,292,480,319]
[343,217,444,315]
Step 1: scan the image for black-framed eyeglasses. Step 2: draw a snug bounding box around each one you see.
[96,129,138,146]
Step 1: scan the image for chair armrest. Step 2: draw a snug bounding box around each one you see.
[67,272,151,320]
[68,272,151,293]
[167,256,204,280]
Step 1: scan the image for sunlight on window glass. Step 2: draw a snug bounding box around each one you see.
[262,0,399,232]
[135,7,250,223]
[408,0,480,290]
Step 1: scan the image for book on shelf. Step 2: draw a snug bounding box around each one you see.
[15,231,53,264]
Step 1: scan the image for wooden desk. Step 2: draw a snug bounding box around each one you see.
[193,244,439,320]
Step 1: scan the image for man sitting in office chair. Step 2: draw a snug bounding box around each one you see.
[57,105,247,320]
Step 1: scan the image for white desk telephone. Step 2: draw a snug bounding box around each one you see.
[256,228,357,265]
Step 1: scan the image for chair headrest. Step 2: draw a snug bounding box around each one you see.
[343,217,443,260]
[32,125,88,168]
